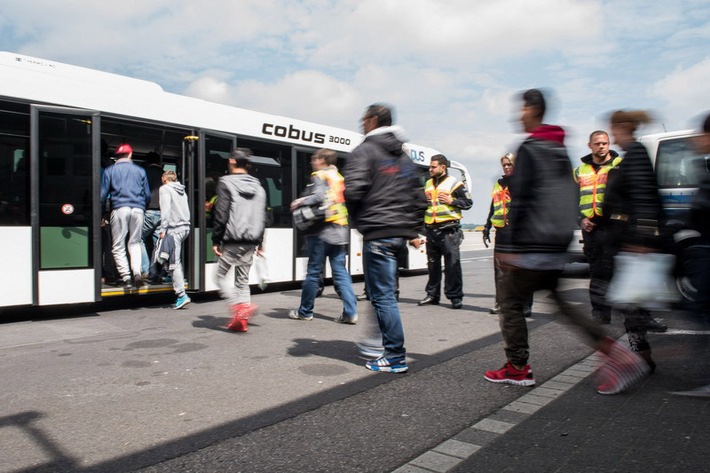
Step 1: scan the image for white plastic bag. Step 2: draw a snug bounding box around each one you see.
[606,252,680,310]
[254,253,270,290]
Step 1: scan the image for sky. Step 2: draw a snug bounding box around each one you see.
[1,0,709,224]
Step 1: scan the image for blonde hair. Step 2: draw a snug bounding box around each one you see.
[610,110,653,134]
[500,152,515,165]
[162,170,177,182]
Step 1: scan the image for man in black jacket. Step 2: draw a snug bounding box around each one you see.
[344,103,423,373]
[484,89,649,395]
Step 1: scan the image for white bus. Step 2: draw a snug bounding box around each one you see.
[0,52,471,309]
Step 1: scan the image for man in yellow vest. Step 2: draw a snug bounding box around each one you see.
[289,148,357,323]
[574,130,621,325]
[418,154,472,309]
[574,130,667,331]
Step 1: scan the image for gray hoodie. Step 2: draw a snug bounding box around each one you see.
[159,181,191,234]
[212,173,266,245]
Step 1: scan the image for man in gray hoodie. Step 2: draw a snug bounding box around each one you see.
[212,149,267,332]
[158,170,191,309]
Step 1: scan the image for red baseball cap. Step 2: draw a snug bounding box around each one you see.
[115,143,133,155]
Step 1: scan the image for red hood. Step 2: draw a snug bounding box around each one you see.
[529,124,565,144]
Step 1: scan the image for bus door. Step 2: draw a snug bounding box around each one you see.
[199,131,236,291]
[30,106,101,305]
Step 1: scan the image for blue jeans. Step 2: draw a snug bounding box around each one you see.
[298,236,357,318]
[141,209,161,274]
[363,237,406,357]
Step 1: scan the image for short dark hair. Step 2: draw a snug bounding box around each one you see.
[431,154,449,167]
[588,130,609,142]
[365,103,393,127]
[522,89,546,119]
[146,151,161,165]
[229,148,252,169]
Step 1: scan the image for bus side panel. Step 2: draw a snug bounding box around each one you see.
[39,269,94,305]
[406,239,428,270]
[1,227,33,307]
[204,228,294,292]
[249,228,292,284]
[349,230,364,275]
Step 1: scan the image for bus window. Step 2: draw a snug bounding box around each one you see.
[238,138,293,229]
[0,101,31,226]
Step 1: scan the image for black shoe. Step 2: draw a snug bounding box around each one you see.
[523,309,532,318]
[356,291,369,301]
[451,299,462,309]
[418,295,439,306]
[489,305,500,314]
[119,278,133,289]
[134,276,146,288]
[645,318,668,333]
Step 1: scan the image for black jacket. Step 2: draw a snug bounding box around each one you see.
[603,140,666,249]
[344,126,424,240]
[496,125,578,254]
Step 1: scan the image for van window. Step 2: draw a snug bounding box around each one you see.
[655,137,709,188]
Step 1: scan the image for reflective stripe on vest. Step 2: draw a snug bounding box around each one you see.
[574,157,622,218]
[424,175,463,225]
[490,181,510,228]
[314,167,349,226]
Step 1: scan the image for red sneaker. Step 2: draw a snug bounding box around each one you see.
[484,361,536,387]
[226,303,258,332]
[226,304,249,332]
[596,338,650,395]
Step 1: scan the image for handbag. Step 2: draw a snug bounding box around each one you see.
[606,251,680,310]
[292,182,326,232]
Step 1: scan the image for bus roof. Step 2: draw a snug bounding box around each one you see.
[0,51,455,165]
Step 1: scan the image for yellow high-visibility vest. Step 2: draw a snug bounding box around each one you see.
[424,175,463,225]
[574,157,622,218]
[489,181,510,228]
[314,167,348,226]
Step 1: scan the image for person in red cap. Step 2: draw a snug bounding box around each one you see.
[100,143,151,289]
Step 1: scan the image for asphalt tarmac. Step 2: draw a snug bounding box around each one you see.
[1,238,707,473]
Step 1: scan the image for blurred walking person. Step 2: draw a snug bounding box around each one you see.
[483,153,532,317]
[212,149,267,332]
[344,103,424,373]
[289,148,358,324]
[484,89,650,395]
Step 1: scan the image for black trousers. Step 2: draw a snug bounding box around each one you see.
[425,226,463,300]
[498,265,607,366]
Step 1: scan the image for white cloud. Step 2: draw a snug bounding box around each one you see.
[215,70,361,129]
[652,58,710,129]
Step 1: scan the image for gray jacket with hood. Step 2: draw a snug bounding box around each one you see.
[212,173,266,246]
[159,181,191,234]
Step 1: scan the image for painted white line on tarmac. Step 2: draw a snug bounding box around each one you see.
[658,329,710,336]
